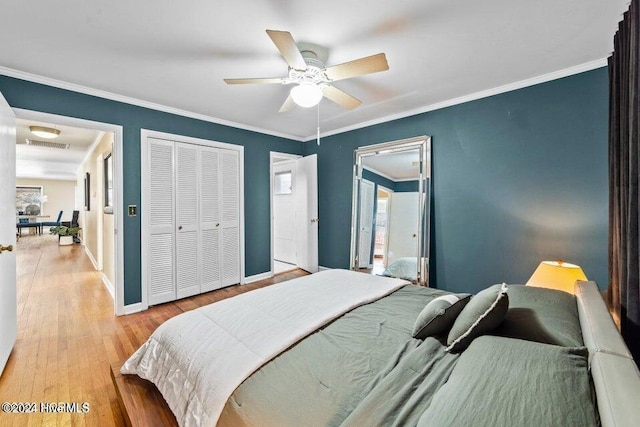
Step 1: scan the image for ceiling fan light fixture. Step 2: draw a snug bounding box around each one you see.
[290,83,323,108]
[29,126,61,139]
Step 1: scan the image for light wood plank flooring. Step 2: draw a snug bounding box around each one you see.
[0,234,307,426]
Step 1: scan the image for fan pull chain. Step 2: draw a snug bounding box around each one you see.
[316,101,321,146]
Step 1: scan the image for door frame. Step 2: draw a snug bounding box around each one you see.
[140,129,245,311]
[269,152,301,277]
[13,108,125,315]
[377,185,393,266]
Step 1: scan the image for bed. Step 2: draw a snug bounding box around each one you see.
[121,269,640,427]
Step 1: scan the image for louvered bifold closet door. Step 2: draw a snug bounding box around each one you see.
[147,138,176,305]
[175,143,201,299]
[199,146,222,292]
[220,149,241,287]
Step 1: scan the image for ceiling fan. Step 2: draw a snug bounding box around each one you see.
[224,30,389,112]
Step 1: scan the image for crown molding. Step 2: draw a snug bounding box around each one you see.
[0,66,304,142]
[304,58,609,142]
[1,58,608,144]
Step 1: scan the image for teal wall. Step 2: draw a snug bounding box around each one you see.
[304,68,609,293]
[0,76,301,305]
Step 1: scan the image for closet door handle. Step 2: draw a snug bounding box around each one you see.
[178,226,183,231]
[216,223,220,227]
[0,244,13,253]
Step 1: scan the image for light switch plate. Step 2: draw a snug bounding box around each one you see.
[128,205,137,216]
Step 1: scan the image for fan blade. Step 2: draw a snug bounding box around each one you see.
[324,53,389,81]
[266,30,307,71]
[224,77,284,84]
[321,85,362,110]
[279,95,296,113]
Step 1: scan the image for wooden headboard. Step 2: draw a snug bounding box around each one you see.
[575,281,640,427]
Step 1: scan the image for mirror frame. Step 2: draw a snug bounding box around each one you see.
[349,136,432,286]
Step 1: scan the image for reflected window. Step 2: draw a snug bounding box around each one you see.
[274,171,292,195]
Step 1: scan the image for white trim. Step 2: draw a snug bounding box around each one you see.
[363,165,397,183]
[244,271,273,284]
[4,59,607,143]
[318,266,331,271]
[269,151,302,277]
[120,303,144,316]
[0,66,302,142]
[13,109,126,317]
[101,273,115,300]
[303,58,609,141]
[84,245,99,270]
[140,129,246,311]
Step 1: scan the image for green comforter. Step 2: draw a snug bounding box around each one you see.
[218,284,598,427]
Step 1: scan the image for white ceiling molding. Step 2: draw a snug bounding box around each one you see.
[4,56,610,146]
[306,58,608,142]
[4,58,607,145]
[0,66,304,142]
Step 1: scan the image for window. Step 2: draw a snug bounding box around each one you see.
[274,171,292,195]
[104,152,113,214]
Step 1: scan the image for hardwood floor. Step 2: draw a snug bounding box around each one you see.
[0,234,307,426]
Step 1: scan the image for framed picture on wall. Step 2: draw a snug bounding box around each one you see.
[84,172,90,211]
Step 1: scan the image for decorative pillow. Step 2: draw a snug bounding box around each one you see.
[412,294,471,339]
[491,285,583,347]
[446,283,509,352]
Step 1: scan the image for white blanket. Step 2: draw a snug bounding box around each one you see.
[121,269,408,427]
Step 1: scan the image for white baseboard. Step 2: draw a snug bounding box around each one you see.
[120,303,144,315]
[84,246,99,270]
[101,273,115,300]
[318,266,331,271]
[245,271,273,284]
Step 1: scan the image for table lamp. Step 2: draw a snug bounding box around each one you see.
[526,260,587,294]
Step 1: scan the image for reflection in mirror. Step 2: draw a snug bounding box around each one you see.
[350,136,431,286]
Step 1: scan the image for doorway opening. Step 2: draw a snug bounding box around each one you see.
[373,186,392,275]
[270,152,301,275]
[14,108,124,315]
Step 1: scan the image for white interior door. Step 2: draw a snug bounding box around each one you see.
[0,92,16,376]
[220,149,240,286]
[358,180,375,268]
[387,192,419,265]
[146,138,176,305]
[199,146,222,292]
[175,143,200,299]
[295,154,318,273]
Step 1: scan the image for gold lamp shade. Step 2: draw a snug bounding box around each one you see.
[526,260,587,294]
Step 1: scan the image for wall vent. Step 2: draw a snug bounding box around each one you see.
[23,138,70,149]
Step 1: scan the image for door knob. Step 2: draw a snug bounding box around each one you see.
[0,244,13,253]
[216,223,220,227]
[178,226,183,230]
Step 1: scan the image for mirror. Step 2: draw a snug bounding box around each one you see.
[350,136,431,286]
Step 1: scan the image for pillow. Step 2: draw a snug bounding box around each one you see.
[412,293,471,339]
[446,283,509,352]
[491,285,583,347]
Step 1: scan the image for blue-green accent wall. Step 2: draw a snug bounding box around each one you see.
[0,76,301,305]
[304,68,609,293]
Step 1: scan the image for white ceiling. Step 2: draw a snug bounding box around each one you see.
[0,1,629,141]
[15,118,102,180]
[363,150,420,181]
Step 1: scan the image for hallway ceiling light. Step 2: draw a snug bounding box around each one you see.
[29,126,61,139]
